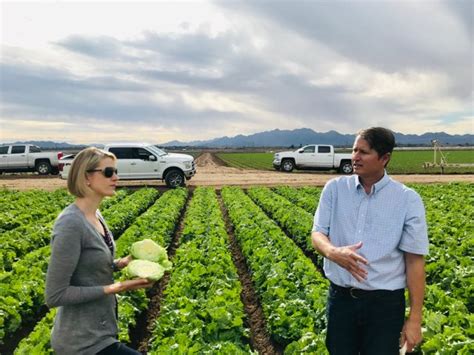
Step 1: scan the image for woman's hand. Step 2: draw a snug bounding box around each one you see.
[114,255,133,269]
[104,278,154,295]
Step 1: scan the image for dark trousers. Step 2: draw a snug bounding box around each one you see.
[96,342,142,355]
[326,283,405,355]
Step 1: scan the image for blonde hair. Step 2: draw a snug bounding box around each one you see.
[67,147,116,197]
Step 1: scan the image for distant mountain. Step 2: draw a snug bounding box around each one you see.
[161,128,474,148]
[5,129,473,149]
[393,132,473,146]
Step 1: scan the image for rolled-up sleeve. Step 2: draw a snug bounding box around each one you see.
[45,214,105,308]
[399,191,429,255]
[313,181,333,236]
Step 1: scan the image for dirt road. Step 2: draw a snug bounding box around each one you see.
[1,152,472,191]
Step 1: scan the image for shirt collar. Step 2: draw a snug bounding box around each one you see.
[355,171,390,194]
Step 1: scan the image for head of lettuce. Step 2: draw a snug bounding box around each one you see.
[126,259,165,281]
[125,239,173,281]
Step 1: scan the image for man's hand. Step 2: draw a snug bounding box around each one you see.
[327,241,369,282]
[402,252,425,353]
[104,278,154,295]
[400,318,422,353]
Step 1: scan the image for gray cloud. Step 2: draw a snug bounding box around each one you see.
[445,0,473,37]
[1,1,472,143]
[216,1,472,95]
[218,1,470,67]
[56,35,124,59]
[0,60,253,134]
[120,30,361,123]
[128,31,239,66]
[1,62,148,118]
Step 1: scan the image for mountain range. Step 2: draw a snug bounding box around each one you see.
[161,128,473,148]
[5,128,473,149]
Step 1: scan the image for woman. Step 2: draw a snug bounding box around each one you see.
[45,147,153,354]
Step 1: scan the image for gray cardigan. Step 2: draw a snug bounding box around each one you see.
[45,203,118,355]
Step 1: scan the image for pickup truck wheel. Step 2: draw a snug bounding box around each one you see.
[165,169,185,188]
[339,161,353,174]
[36,161,52,175]
[281,159,294,172]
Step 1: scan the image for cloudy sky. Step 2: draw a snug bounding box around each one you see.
[1,0,472,144]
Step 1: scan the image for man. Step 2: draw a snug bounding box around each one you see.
[312,127,428,355]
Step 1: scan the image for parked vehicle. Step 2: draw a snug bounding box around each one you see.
[0,144,63,175]
[59,143,196,188]
[273,144,353,174]
[58,154,75,179]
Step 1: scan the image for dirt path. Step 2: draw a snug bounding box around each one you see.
[218,192,280,354]
[1,153,472,191]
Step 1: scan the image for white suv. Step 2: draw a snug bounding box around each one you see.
[59,143,196,188]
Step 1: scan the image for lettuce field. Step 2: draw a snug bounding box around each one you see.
[216,150,474,174]
[0,183,472,354]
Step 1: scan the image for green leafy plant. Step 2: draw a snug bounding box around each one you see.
[222,187,328,350]
[149,187,250,353]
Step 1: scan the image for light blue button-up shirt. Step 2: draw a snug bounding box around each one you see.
[313,173,429,290]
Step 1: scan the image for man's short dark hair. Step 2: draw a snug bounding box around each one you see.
[357,127,395,157]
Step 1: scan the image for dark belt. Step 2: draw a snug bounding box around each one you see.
[330,282,404,299]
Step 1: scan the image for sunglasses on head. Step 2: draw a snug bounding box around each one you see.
[87,167,118,178]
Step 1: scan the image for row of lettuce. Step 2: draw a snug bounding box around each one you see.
[244,184,473,354]
[0,188,158,347]
[412,184,473,353]
[8,186,329,354]
[246,183,473,354]
[1,183,472,354]
[222,187,329,353]
[14,187,190,354]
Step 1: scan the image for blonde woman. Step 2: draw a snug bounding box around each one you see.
[46,147,152,355]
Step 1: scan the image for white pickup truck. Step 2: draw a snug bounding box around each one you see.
[59,143,196,188]
[273,144,353,174]
[0,144,63,174]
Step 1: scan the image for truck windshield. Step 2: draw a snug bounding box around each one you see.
[150,145,168,156]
